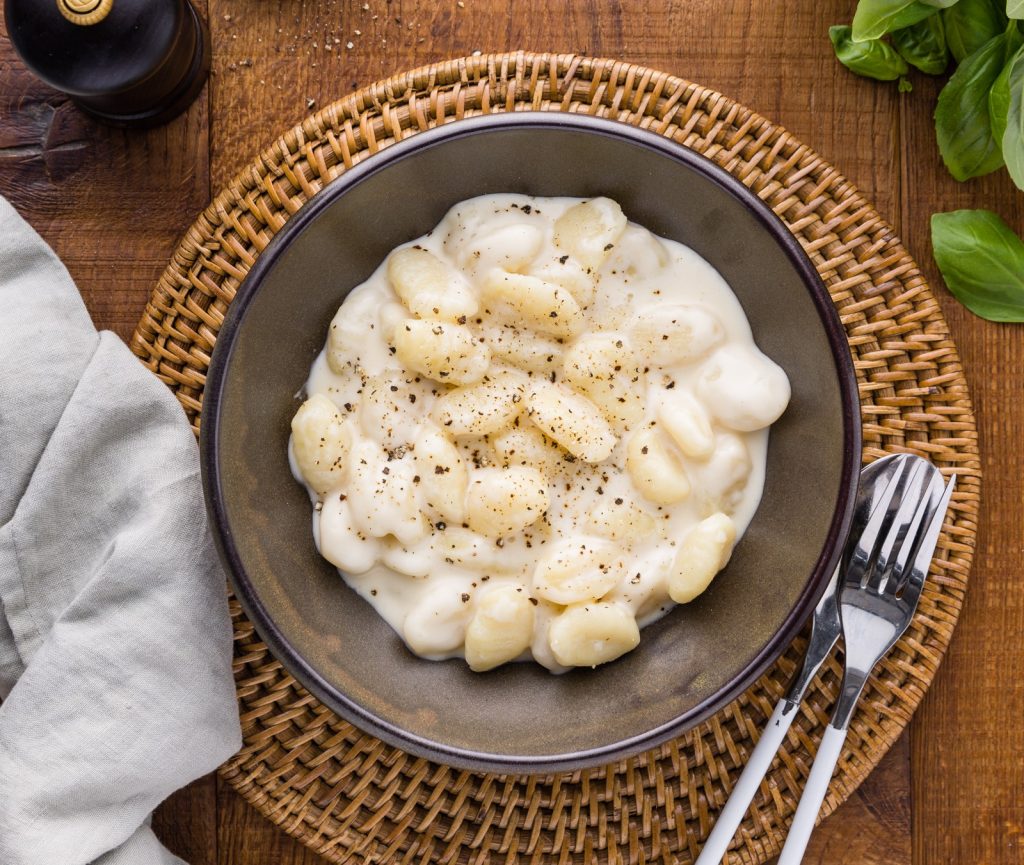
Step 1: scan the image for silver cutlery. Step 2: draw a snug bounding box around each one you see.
[777,456,955,863]
[695,454,955,864]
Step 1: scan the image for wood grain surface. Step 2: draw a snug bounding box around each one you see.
[0,0,1019,862]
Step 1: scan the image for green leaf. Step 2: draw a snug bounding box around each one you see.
[1009,0,1024,18]
[934,31,1020,179]
[931,210,1024,321]
[989,45,1024,186]
[988,44,1017,145]
[920,0,960,7]
[830,25,911,80]
[852,0,941,40]
[943,0,1008,62]
[892,15,951,72]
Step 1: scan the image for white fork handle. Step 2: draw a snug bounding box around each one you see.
[695,698,798,864]
[777,724,848,865]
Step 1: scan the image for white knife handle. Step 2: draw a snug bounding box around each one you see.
[695,698,799,865]
[777,724,848,865]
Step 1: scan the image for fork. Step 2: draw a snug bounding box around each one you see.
[776,456,956,864]
[694,453,922,865]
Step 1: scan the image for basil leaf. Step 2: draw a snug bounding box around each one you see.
[852,0,941,41]
[1009,0,1024,18]
[892,15,951,72]
[989,45,1024,187]
[943,0,1008,62]
[830,25,911,79]
[934,31,1020,179]
[920,0,960,6]
[931,210,1024,321]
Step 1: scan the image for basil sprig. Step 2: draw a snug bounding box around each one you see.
[829,2,1024,325]
[943,0,1007,60]
[852,0,941,40]
[935,28,1021,180]
[830,25,911,78]
[892,14,951,72]
[932,210,1024,321]
[989,44,1024,186]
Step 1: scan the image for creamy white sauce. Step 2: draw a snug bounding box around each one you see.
[289,194,790,673]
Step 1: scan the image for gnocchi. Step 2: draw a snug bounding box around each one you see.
[465,466,550,537]
[626,427,691,505]
[291,394,354,496]
[387,246,477,322]
[480,271,584,339]
[562,333,645,429]
[391,319,490,385]
[548,602,641,668]
[533,538,625,605]
[433,369,527,436]
[668,513,737,603]
[290,194,790,673]
[465,585,536,672]
[526,380,618,463]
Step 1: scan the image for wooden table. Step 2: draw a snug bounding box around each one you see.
[1,1,1020,862]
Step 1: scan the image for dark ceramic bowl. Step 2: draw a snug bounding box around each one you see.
[202,113,860,773]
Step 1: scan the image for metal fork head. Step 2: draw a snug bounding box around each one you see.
[830,455,956,730]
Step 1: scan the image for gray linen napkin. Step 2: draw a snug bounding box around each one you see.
[0,197,242,865]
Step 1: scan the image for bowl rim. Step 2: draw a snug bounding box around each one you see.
[201,111,861,773]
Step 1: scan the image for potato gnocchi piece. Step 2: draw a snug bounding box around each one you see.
[326,289,383,374]
[668,512,736,603]
[432,369,527,436]
[291,394,354,495]
[697,346,791,432]
[533,538,624,605]
[464,222,545,275]
[531,258,597,308]
[464,585,536,672]
[429,525,505,570]
[552,197,628,271]
[391,318,490,386]
[380,538,433,578]
[630,304,724,367]
[414,425,468,524]
[465,466,550,537]
[604,225,672,279]
[479,324,564,374]
[691,433,752,517]
[626,427,691,505]
[387,246,478,322]
[548,602,641,668]
[480,271,583,339]
[346,439,428,546]
[378,300,410,339]
[489,423,568,476]
[562,333,645,429]
[403,583,472,656]
[657,392,715,460]
[526,380,618,463]
[590,496,657,542]
[318,492,380,574]
[359,372,430,449]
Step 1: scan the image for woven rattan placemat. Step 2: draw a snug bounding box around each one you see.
[131,53,980,864]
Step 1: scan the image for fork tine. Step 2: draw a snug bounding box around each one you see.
[867,462,934,594]
[846,458,911,586]
[868,462,933,589]
[899,474,957,601]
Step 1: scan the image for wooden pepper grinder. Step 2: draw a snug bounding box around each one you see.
[4,0,211,127]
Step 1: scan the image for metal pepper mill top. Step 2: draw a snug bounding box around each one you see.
[4,0,210,127]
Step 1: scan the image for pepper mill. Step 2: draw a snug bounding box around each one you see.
[4,0,211,128]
